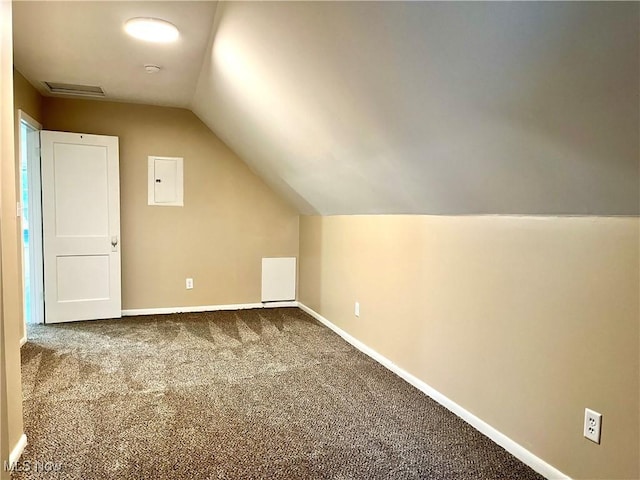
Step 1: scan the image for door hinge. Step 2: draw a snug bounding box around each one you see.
[16,202,21,217]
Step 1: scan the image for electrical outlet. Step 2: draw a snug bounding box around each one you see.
[584,408,602,444]
[186,278,194,290]
[355,301,360,317]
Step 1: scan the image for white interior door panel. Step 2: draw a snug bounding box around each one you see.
[41,130,121,323]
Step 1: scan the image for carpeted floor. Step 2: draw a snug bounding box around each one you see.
[15,307,544,479]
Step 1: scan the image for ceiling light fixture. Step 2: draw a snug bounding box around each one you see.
[124,17,179,43]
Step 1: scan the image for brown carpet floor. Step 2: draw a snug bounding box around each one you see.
[14,307,544,479]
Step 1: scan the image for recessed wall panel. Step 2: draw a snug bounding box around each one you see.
[54,143,108,237]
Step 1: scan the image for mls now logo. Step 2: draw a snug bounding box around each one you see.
[4,460,63,472]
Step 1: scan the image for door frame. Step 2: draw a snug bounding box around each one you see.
[18,109,43,342]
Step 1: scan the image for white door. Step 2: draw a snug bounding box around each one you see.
[41,131,121,323]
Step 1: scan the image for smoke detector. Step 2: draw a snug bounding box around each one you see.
[144,64,161,74]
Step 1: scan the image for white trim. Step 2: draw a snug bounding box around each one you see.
[122,301,298,317]
[17,110,44,339]
[298,303,571,480]
[261,301,298,308]
[9,434,27,465]
[18,109,42,130]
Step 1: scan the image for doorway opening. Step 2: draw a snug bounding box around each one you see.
[18,110,44,342]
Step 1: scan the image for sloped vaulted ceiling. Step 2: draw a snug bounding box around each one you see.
[192,2,639,215]
[12,2,639,216]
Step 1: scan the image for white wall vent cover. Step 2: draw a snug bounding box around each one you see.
[261,257,296,302]
[43,82,105,97]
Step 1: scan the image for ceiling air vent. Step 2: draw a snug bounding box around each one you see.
[43,82,105,98]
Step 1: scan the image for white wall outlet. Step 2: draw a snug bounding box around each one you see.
[186,278,194,290]
[355,301,360,317]
[584,408,602,444]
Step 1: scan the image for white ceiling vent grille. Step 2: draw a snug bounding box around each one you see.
[43,82,105,97]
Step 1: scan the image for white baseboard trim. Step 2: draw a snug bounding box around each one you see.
[260,301,298,308]
[122,301,298,317]
[20,335,27,347]
[9,433,27,465]
[298,303,570,480]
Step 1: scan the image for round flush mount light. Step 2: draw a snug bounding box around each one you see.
[124,17,179,43]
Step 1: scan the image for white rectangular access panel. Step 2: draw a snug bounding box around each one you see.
[148,156,183,206]
[261,257,297,302]
[41,131,121,323]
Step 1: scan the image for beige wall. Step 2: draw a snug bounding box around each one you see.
[42,97,299,310]
[13,69,42,123]
[1,0,25,473]
[299,215,640,480]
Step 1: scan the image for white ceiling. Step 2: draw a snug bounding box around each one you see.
[13,2,639,215]
[13,1,217,107]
